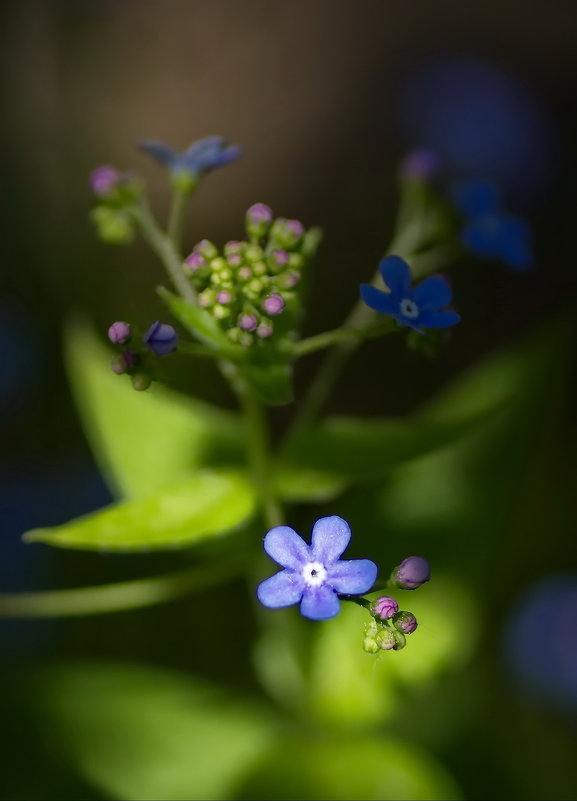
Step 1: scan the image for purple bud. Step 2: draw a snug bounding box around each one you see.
[216,290,233,305]
[239,314,258,332]
[108,321,132,345]
[239,266,252,280]
[90,165,120,195]
[224,240,244,255]
[393,556,431,590]
[271,249,289,267]
[143,321,179,356]
[371,596,399,620]
[263,294,285,316]
[270,217,305,248]
[393,611,418,634]
[193,239,218,260]
[227,253,242,267]
[401,148,440,181]
[256,322,273,339]
[246,203,273,225]
[110,349,139,374]
[184,252,206,272]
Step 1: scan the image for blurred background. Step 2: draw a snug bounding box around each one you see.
[1,1,577,799]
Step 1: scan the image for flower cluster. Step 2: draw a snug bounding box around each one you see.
[362,556,430,653]
[183,204,313,347]
[107,319,178,391]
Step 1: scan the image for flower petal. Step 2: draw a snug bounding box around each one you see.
[300,585,341,620]
[378,255,412,297]
[418,310,461,329]
[257,569,305,608]
[327,559,378,594]
[360,284,397,315]
[263,525,310,569]
[310,515,351,564]
[138,139,177,167]
[413,276,452,311]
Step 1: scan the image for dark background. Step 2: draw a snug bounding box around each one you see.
[1,2,577,799]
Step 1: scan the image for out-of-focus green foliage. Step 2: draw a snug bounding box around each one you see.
[24,470,255,551]
[32,662,276,801]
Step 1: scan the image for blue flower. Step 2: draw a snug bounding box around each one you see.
[454,179,533,271]
[139,136,241,179]
[360,255,461,331]
[143,321,178,355]
[257,515,377,621]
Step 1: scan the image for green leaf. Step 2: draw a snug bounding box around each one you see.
[24,469,256,551]
[241,362,293,406]
[281,413,497,484]
[33,662,276,801]
[64,317,243,499]
[238,733,460,801]
[158,286,243,357]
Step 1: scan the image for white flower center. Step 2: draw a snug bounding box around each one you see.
[399,298,419,319]
[302,561,327,587]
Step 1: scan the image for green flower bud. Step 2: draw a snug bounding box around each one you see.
[288,253,304,270]
[246,278,264,296]
[392,630,407,650]
[194,239,219,260]
[131,373,152,391]
[199,288,217,308]
[170,169,199,194]
[245,244,264,263]
[210,257,228,273]
[90,206,134,244]
[363,636,380,654]
[213,303,231,320]
[375,628,396,651]
[252,260,267,276]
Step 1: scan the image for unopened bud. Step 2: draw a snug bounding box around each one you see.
[375,628,396,651]
[393,611,418,634]
[392,556,431,590]
[90,165,120,196]
[263,294,285,316]
[270,217,304,249]
[184,252,206,273]
[239,314,258,332]
[143,321,178,356]
[108,321,132,345]
[131,372,152,391]
[371,596,399,620]
[194,239,218,260]
[246,203,273,239]
[110,349,139,375]
[257,322,273,339]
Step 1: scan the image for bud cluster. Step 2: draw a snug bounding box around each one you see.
[362,556,429,654]
[182,203,310,347]
[89,166,141,244]
[107,319,178,391]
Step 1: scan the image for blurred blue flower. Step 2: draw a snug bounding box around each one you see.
[455,179,534,271]
[257,515,377,621]
[143,321,178,355]
[504,574,577,710]
[360,256,461,332]
[139,136,241,181]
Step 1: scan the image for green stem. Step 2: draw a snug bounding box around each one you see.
[135,198,197,305]
[166,187,190,252]
[0,560,241,619]
[293,326,363,357]
[233,371,283,529]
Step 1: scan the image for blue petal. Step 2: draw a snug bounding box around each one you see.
[418,310,461,329]
[327,559,378,594]
[413,276,452,311]
[300,585,341,620]
[263,525,310,569]
[310,515,351,565]
[257,569,305,608]
[498,216,534,271]
[360,285,397,315]
[378,255,412,297]
[461,214,504,257]
[454,178,501,217]
[138,139,177,167]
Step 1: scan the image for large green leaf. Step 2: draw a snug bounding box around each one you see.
[64,317,243,499]
[24,469,256,551]
[33,662,276,801]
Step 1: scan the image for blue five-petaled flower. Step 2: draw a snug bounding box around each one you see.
[360,255,461,331]
[139,135,241,178]
[257,516,377,621]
